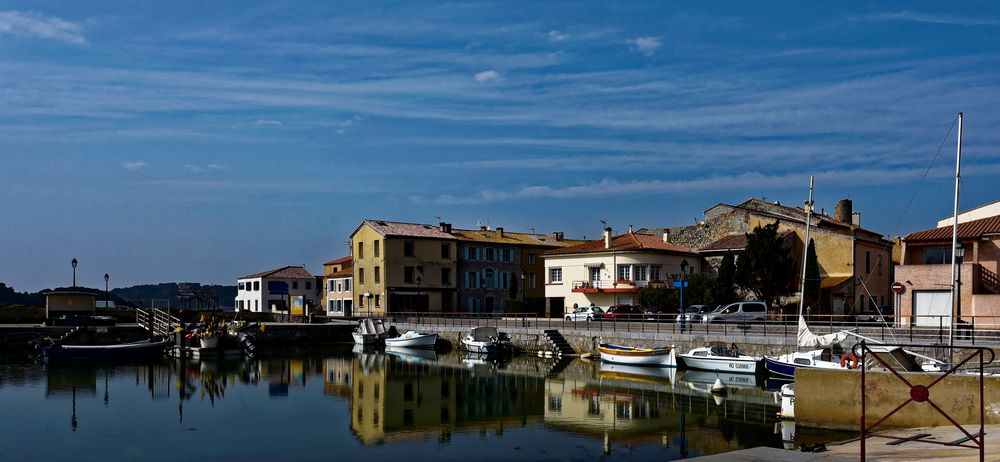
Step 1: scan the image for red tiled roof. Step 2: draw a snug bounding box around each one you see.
[328,267,353,278]
[545,232,698,256]
[240,265,314,280]
[358,219,457,240]
[905,215,1000,242]
[699,234,747,252]
[324,255,352,266]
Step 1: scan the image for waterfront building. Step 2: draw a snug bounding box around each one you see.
[44,290,96,319]
[449,226,583,314]
[234,265,319,313]
[543,227,700,317]
[642,197,893,315]
[351,220,459,316]
[322,256,353,317]
[896,211,1000,327]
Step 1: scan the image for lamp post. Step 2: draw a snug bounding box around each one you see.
[71,258,78,287]
[104,273,110,309]
[416,276,423,311]
[679,259,689,332]
[951,245,965,354]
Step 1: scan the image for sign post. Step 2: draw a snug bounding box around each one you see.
[891,282,905,327]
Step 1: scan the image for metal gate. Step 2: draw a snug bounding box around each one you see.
[858,341,994,461]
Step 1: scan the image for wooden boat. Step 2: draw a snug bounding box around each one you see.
[678,345,760,374]
[598,343,676,367]
[384,330,437,349]
[462,326,513,354]
[42,338,172,360]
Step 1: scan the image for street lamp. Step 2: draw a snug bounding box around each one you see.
[953,245,965,350]
[104,273,110,309]
[71,258,78,287]
[416,276,423,311]
[679,260,689,332]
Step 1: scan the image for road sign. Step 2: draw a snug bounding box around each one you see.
[891,281,905,294]
[673,281,689,288]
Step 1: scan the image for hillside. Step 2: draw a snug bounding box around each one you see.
[0,282,236,309]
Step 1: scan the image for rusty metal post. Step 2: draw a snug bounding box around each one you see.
[860,340,867,458]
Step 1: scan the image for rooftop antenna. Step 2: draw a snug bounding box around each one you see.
[527,227,536,234]
[600,219,608,228]
[434,215,442,223]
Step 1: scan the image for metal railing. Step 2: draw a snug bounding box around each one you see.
[136,308,180,337]
[381,311,1000,346]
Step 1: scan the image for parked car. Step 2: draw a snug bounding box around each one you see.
[565,305,605,322]
[854,306,895,324]
[604,304,644,321]
[674,304,716,324]
[702,301,768,324]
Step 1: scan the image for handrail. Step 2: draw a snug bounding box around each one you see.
[978,264,1000,294]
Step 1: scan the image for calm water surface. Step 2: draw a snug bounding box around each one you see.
[0,346,849,461]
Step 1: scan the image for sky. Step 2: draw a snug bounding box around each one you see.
[2,1,1000,291]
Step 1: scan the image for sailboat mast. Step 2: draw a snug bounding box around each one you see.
[798,176,815,317]
[948,113,963,355]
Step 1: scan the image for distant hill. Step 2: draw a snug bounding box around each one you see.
[0,282,236,309]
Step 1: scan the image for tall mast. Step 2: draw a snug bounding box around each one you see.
[948,113,963,356]
[798,176,815,317]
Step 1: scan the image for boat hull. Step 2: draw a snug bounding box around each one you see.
[680,370,759,389]
[598,344,676,367]
[764,356,799,378]
[462,338,512,354]
[43,339,171,360]
[384,332,437,349]
[679,355,760,374]
[352,332,378,345]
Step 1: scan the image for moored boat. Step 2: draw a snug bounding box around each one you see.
[763,350,846,378]
[385,346,438,363]
[461,326,513,354]
[680,370,759,389]
[42,338,172,360]
[353,318,381,345]
[598,362,676,384]
[598,343,676,367]
[384,330,437,349]
[678,345,760,374]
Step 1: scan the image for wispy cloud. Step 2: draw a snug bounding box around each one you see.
[0,10,85,44]
[255,119,283,126]
[628,36,662,56]
[474,70,501,82]
[869,11,1000,27]
[545,30,569,42]
[184,164,225,173]
[121,161,149,171]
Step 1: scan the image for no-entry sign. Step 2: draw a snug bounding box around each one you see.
[891,281,905,294]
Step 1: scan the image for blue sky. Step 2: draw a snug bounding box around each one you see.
[2,1,1000,291]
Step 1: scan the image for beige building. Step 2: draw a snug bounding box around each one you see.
[322,256,353,316]
[351,220,459,316]
[543,228,700,317]
[896,214,1000,327]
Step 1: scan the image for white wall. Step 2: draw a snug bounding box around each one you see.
[543,251,700,309]
[235,277,319,313]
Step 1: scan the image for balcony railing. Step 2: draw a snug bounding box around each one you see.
[571,279,657,291]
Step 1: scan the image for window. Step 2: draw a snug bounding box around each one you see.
[617,264,631,281]
[292,281,299,290]
[358,241,364,259]
[528,252,536,264]
[359,268,365,284]
[238,300,244,310]
[549,267,563,283]
[650,266,661,281]
[467,297,479,311]
[253,281,260,291]
[484,269,495,288]
[528,272,536,289]
[502,248,512,262]
[865,251,871,274]
[441,268,451,286]
[239,282,245,290]
[403,240,414,257]
[486,248,495,261]
[375,294,380,307]
[374,240,380,257]
[329,280,335,292]
[878,258,883,276]
[923,247,955,265]
[501,272,510,290]
[441,243,450,259]
[374,266,380,283]
[344,279,351,291]
[634,265,647,281]
[466,272,477,289]
[306,281,311,290]
[254,300,258,310]
[404,266,415,283]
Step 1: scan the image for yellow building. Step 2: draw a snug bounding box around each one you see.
[45,290,96,318]
[351,220,459,315]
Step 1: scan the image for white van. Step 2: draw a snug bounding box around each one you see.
[701,301,767,324]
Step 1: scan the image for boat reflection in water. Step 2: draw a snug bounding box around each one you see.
[0,346,852,461]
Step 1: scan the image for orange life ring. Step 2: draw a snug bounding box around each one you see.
[840,353,859,369]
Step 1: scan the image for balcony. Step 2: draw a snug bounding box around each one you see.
[571,279,660,293]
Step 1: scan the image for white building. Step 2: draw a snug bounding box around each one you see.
[235,265,319,313]
[322,256,354,317]
[543,228,700,316]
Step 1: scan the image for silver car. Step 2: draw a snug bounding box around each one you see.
[701,301,767,324]
[565,306,604,321]
[675,305,715,323]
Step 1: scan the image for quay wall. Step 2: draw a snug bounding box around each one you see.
[796,368,1000,430]
[390,322,797,356]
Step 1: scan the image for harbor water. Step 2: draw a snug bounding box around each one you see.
[0,346,850,461]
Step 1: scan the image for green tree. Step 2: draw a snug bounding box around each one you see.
[802,238,821,309]
[636,285,679,311]
[735,223,797,309]
[684,272,717,307]
[712,251,738,303]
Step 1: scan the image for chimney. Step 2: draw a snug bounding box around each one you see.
[439,222,452,233]
[480,225,487,231]
[834,199,853,223]
[496,227,504,238]
[852,212,862,227]
[662,229,670,243]
[552,231,563,241]
[603,227,612,249]
[628,224,634,233]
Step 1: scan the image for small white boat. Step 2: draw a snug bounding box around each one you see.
[384,330,438,349]
[764,350,847,378]
[462,326,513,354]
[776,382,795,419]
[678,345,760,374]
[352,318,380,345]
[598,343,676,367]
